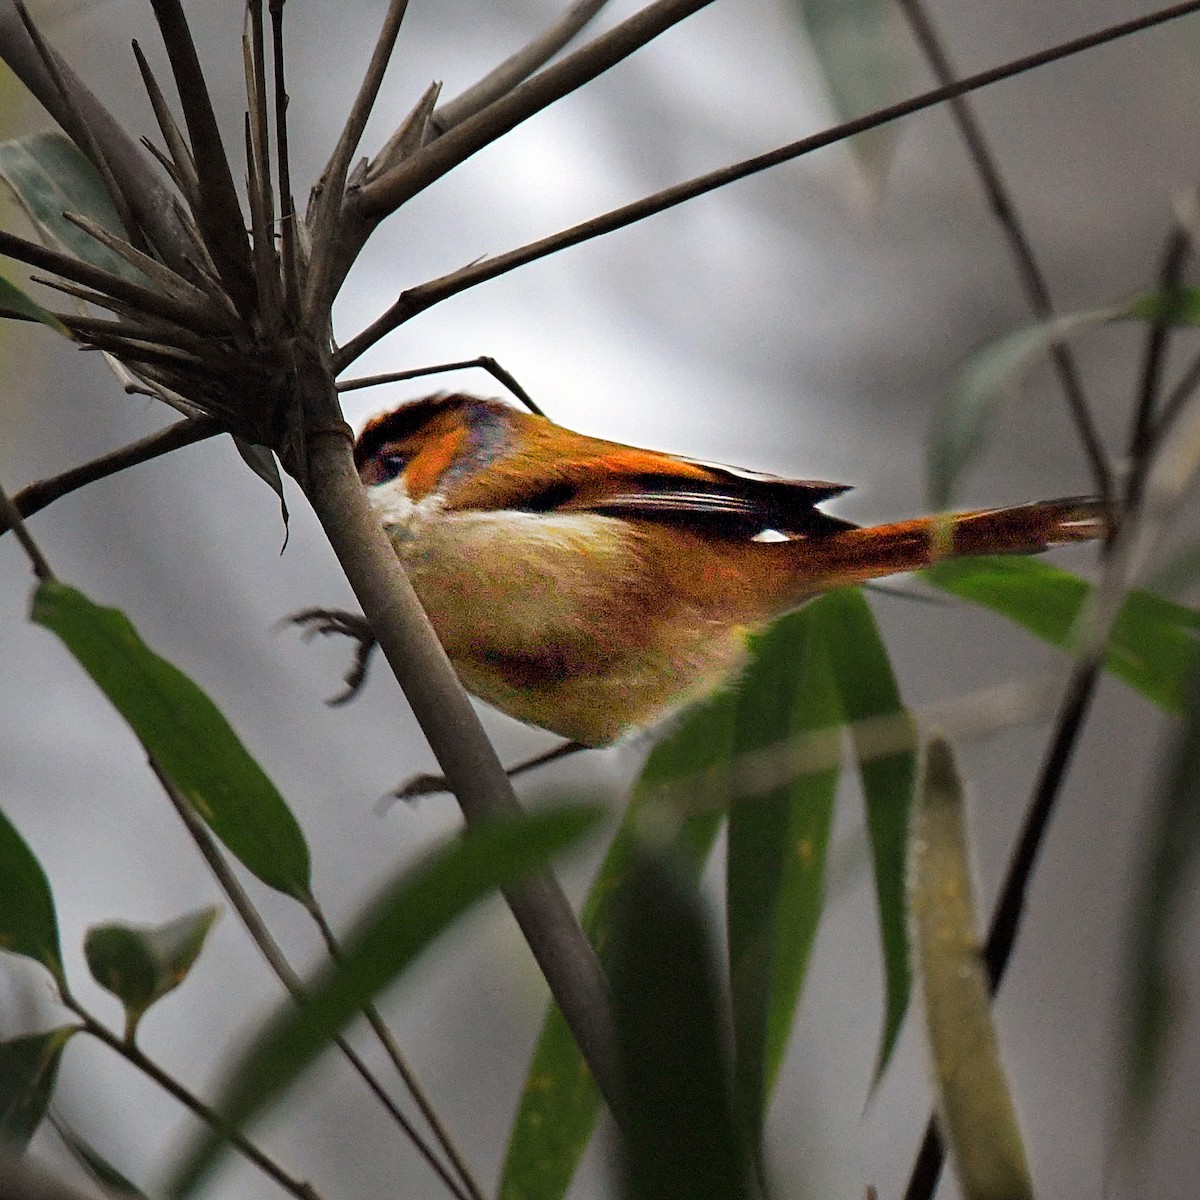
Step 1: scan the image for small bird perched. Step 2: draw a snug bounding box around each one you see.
[347,393,1105,746]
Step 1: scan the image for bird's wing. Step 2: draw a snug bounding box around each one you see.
[428,410,857,538]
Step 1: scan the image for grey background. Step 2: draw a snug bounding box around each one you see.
[1,1,1197,1197]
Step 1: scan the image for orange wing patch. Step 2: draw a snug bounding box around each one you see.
[588,449,715,482]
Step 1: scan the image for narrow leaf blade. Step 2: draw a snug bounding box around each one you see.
[929,308,1119,507]
[0,806,65,986]
[909,737,1034,1200]
[232,439,290,530]
[51,1117,148,1198]
[170,805,601,1199]
[0,1027,76,1151]
[926,557,1200,714]
[0,132,143,280]
[816,589,916,1078]
[787,0,915,193]
[31,581,312,898]
[0,272,66,332]
[727,603,840,1154]
[613,855,752,1200]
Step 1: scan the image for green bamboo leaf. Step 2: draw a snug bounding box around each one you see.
[499,694,733,1200]
[170,805,601,1199]
[0,806,65,987]
[786,0,916,193]
[31,580,312,899]
[0,132,143,280]
[909,738,1035,1200]
[0,272,66,332]
[929,307,1120,507]
[925,557,1200,714]
[1122,667,1200,1131]
[1126,287,1200,325]
[0,1027,77,1151]
[816,589,916,1079]
[84,907,219,1042]
[613,854,753,1200]
[727,603,839,1155]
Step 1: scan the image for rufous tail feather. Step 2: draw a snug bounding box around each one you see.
[774,497,1108,603]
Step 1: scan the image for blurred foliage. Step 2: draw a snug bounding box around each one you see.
[910,738,1034,1200]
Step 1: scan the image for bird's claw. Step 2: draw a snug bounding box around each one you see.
[285,607,378,704]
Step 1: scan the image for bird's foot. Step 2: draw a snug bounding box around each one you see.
[285,607,378,705]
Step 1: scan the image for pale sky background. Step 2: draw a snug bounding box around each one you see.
[2,2,1199,1198]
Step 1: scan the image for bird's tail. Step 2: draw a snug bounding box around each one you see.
[770,496,1108,606]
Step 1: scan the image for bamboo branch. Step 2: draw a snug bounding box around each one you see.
[0,227,230,331]
[336,0,1200,368]
[14,1,145,252]
[146,0,255,310]
[429,0,612,135]
[270,0,301,305]
[357,0,714,220]
[337,354,545,416]
[2,417,222,534]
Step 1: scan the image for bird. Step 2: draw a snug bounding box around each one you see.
[329,392,1106,747]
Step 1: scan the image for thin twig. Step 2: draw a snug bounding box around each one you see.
[3,418,222,533]
[303,0,411,316]
[150,763,476,1200]
[146,0,255,310]
[305,904,486,1200]
[429,0,612,135]
[386,739,587,805]
[0,479,54,579]
[1128,228,1193,485]
[357,0,714,220]
[338,355,546,415]
[243,5,284,332]
[897,0,1112,505]
[132,38,202,211]
[903,222,1200,1197]
[337,0,1200,369]
[0,227,228,332]
[1151,347,1200,446]
[66,1002,322,1200]
[61,211,216,310]
[270,0,300,305]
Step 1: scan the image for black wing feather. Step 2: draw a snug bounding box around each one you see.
[566,472,855,537]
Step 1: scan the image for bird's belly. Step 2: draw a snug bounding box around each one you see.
[387,508,754,744]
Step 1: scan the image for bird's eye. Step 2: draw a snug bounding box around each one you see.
[360,449,408,486]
